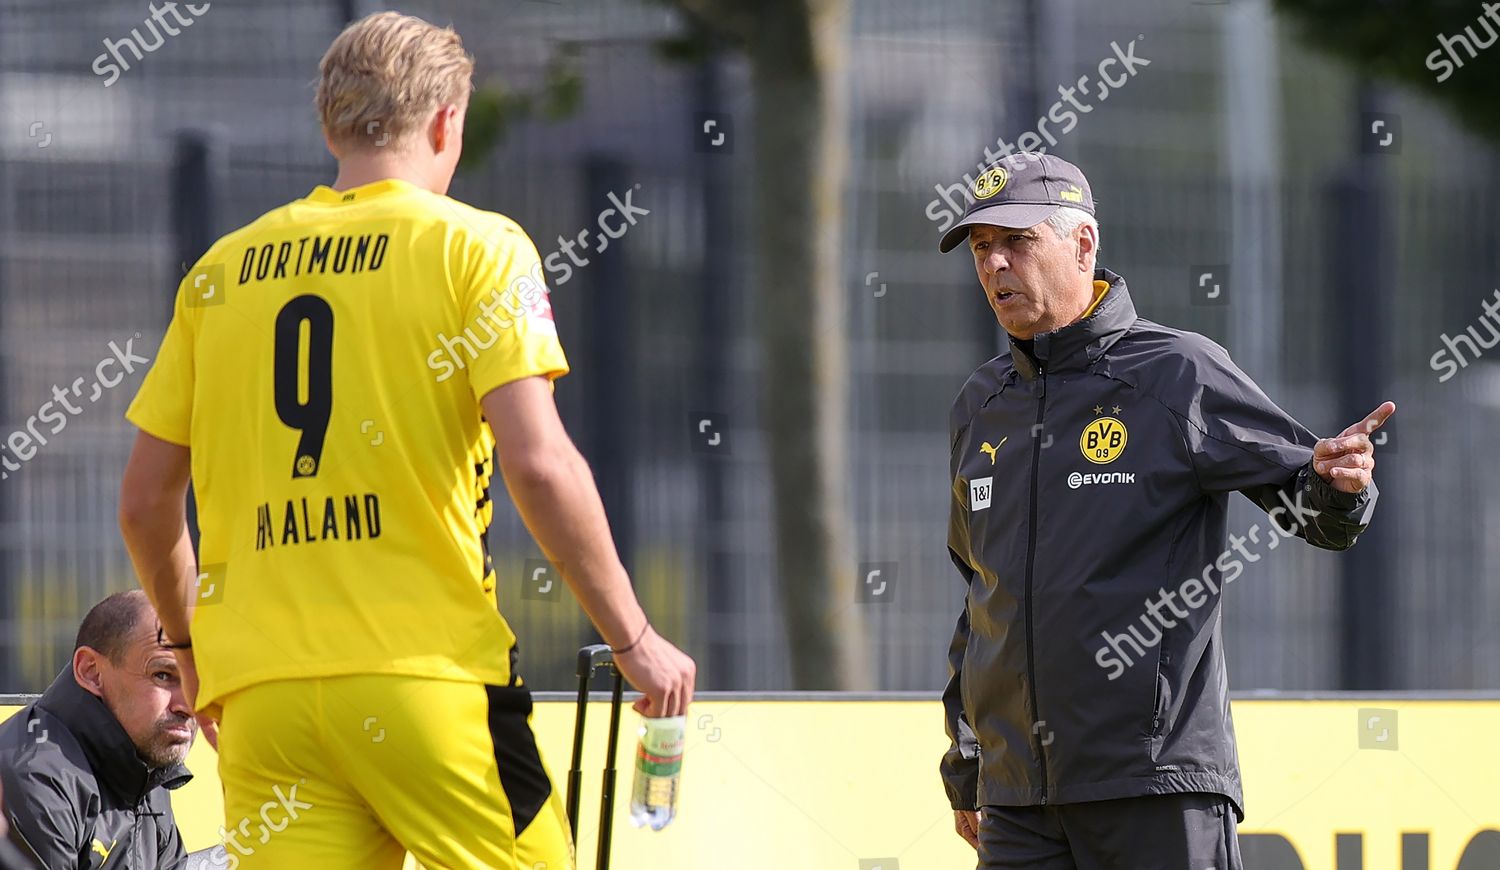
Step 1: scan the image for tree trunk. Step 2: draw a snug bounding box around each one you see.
[664,0,864,689]
[747,0,866,690]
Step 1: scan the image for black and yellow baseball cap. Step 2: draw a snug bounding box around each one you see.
[937,152,1095,253]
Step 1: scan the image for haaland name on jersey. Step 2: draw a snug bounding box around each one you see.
[237,232,391,284]
[254,492,382,550]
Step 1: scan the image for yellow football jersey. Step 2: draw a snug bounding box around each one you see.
[126,178,569,710]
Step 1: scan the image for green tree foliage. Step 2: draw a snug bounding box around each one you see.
[1275,0,1500,141]
[460,43,584,171]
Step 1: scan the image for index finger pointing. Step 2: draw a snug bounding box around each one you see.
[1340,401,1396,439]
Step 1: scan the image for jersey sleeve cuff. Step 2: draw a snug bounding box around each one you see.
[469,365,569,405]
[124,408,191,447]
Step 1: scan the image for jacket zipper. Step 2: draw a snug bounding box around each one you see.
[1024,366,1048,805]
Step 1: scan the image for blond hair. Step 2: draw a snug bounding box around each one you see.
[316,11,474,153]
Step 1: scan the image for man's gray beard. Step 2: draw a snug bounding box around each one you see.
[141,740,190,769]
[139,720,193,769]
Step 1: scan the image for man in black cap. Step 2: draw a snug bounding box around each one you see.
[937,152,1393,868]
[0,590,194,868]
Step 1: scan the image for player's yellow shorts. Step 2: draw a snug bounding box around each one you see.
[215,674,574,869]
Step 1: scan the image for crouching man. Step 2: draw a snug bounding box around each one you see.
[0,590,195,868]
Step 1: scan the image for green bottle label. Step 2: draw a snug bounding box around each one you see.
[636,744,682,778]
[636,718,685,778]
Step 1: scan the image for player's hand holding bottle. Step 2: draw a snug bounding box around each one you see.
[614,624,695,718]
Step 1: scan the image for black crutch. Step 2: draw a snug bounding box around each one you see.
[567,643,626,870]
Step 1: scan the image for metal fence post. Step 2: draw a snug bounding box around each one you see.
[171,128,225,550]
[581,155,636,585]
[695,57,736,690]
[1332,84,1395,690]
[0,111,13,690]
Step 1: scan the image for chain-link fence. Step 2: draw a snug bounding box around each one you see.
[1,0,1497,694]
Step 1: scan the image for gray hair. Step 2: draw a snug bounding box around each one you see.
[1044,207,1100,258]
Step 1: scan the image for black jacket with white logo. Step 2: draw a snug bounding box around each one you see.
[0,669,190,869]
[940,269,1377,817]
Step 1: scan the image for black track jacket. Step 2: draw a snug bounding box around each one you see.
[0,669,190,869]
[940,269,1377,818]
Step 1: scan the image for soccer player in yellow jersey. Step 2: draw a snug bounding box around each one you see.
[117,12,695,869]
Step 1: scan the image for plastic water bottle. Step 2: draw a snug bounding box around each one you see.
[628,715,684,830]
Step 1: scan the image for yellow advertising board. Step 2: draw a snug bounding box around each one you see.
[2,698,1496,869]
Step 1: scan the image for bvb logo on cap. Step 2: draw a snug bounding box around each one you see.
[972,166,1008,200]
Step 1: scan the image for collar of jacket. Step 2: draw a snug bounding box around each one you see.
[34,667,193,805]
[1009,267,1135,379]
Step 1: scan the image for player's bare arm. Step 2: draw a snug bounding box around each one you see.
[483,376,697,718]
[117,432,219,747]
[118,433,194,647]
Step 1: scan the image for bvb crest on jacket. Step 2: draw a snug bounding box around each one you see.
[1080,405,1128,464]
